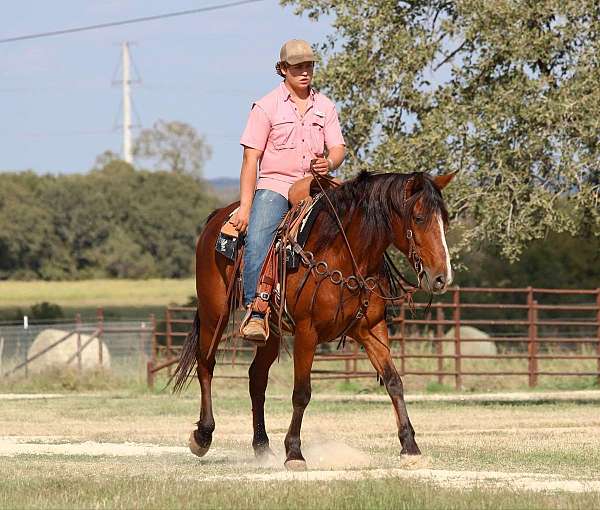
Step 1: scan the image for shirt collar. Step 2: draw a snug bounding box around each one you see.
[279,82,316,102]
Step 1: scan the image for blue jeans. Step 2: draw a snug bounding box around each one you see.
[243,189,290,307]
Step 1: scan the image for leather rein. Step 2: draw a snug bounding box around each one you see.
[292,168,425,341]
[206,170,425,360]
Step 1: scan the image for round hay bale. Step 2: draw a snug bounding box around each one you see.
[27,329,111,374]
[443,326,497,356]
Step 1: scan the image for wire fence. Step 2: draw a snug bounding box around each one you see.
[0,314,153,379]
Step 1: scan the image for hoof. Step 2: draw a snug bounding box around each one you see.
[188,430,210,457]
[400,446,422,456]
[284,459,307,471]
[253,444,275,459]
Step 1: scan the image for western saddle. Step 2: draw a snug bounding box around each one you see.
[215,174,339,339]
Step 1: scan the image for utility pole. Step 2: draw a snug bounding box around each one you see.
[122,41,133,164]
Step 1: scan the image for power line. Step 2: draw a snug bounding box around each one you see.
[0,0,265,44]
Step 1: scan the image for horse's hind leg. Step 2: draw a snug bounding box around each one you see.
[189,325,222,457]
[356,320,421,455]
[249,334,280,458]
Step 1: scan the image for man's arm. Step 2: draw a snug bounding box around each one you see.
[311,144,346,175]
[230,147,262,233]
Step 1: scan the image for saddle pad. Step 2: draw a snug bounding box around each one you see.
[285,193,324,269]
[296,193,323,249]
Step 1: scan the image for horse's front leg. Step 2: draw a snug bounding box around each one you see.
[248,333,280,458]
[284,326,317,470]
[356,319,421,455]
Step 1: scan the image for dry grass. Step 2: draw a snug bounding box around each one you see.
[2,387,600,477]
[1,388,600,508]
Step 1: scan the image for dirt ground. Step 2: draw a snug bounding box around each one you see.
[1,390,600,496]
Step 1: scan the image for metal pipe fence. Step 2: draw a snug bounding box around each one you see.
[146,287,600,389]
[3,288,597,390]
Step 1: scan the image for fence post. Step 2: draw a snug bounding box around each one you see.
[97,307,104,367]
[344,340,351,383]
[76,313,82,372]
[596,289,600,387]
[23,317,29,378]
[399,298,406,376]
[453,288,461,390]
[0,337,4,377]
[150,314,157,365]
[166,308,173,377]
[436,304,444,384]
[147,361,155,389]
[147,314,157,389]
[527,288,538,388]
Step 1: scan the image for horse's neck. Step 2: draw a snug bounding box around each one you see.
[331,213,391,276]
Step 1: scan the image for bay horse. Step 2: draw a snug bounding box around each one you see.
[173,170,455,470]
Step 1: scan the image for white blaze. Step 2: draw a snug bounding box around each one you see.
[437,214,452,285]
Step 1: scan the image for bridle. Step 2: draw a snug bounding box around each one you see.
[406,228,424,290]
[297,169,427,343]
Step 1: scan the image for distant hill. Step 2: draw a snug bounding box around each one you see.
[205,177,239,204]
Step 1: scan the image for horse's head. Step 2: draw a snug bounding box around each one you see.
[392,172,456,295]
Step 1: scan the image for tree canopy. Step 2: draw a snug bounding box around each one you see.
[133,119,212,179]
[0,163,219,280]
[284,0,600,260]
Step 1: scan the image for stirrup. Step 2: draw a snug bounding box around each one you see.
[239,306,270,345]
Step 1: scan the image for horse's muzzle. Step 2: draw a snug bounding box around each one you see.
[427,272,451,294]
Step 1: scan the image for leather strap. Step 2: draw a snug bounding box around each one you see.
[207,248,243,359]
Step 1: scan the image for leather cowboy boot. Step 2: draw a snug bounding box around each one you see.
[240,307,268,346]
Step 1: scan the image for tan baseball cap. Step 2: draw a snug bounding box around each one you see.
[279,39,316,65]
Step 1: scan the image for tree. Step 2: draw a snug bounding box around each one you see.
[133,120,212,179]
[0,163,219,280]
[92,150,121,170]
[283,0,600,261]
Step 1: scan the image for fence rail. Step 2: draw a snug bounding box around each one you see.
[146,287,600,389]
[2,287,597,390]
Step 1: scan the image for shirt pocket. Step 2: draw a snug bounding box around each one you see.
[310,115,326,155]
[270,116,296,150]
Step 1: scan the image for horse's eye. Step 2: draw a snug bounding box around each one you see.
[415,215,425,225]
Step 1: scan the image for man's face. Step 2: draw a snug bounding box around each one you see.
[283,61,314,89]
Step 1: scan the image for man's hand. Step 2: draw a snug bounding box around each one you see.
[310,157,331,175]
[229,206,250,234]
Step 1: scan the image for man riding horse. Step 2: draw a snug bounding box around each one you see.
[172,39,456,471]
[231,39,346,343]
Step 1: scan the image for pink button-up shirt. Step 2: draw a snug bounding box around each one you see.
[240,82,345,199]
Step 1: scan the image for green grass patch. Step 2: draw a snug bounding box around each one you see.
[0,278,195,309]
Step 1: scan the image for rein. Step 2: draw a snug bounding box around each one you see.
[304,168,425,339]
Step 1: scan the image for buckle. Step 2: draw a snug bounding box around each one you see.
[259,292,270,301]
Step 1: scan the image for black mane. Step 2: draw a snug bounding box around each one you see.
[312,171,448,251]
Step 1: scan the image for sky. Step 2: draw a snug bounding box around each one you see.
[0,0,333,180]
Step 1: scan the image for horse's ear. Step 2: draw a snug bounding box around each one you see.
[405,173,424,199]
[433,171,458,190]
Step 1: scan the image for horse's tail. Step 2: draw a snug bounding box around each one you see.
[171,311,201,394]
